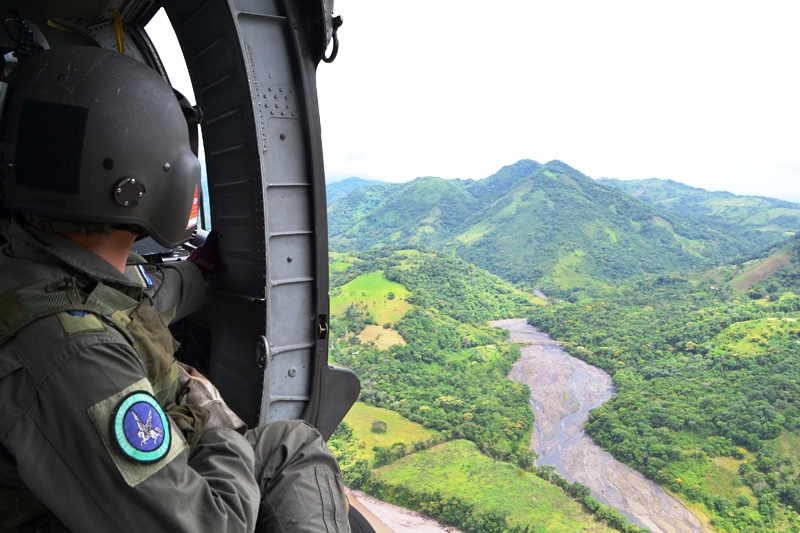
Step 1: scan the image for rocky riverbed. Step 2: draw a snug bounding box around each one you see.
[494,318,712,533]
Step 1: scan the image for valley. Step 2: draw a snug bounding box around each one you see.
[326,160,800,532]
[497,318,710,533]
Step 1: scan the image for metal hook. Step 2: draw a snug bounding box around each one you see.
[322,15,343,64]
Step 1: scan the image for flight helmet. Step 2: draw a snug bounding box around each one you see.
[0,46,201,248]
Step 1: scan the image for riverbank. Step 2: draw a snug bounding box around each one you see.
[494,318,712,533]
[347,489,463,533]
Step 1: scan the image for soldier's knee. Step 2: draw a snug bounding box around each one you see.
[248,419,339,491]
[272,419,324,447]
[249,419,330,463]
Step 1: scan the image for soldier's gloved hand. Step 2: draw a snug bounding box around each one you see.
[177,362,247,434]
[187,230,222,274]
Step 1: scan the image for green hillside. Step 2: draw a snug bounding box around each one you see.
[527,238,800,532]
[731,249,793,291]
[455,161,743,290]
[372,440,617,532]
[462,159,542,204]
[328,160,763,291]
[326,177,390,204]
[327,249,648,532]
[329,176,479,250]
[326,181,401,237]
[599,177,800,252]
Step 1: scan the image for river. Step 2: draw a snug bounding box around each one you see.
[493,319,712,533]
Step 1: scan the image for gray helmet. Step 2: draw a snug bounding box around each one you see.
[0,46,201,248]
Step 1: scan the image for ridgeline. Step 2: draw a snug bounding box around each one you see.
[326,161,800,532]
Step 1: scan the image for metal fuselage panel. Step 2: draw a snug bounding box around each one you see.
[162,0,331,427]
[1,0,348,430]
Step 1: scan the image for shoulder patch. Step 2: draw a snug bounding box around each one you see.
[88,378,186,487]
[112,391,171,464]
[56,311,106,336]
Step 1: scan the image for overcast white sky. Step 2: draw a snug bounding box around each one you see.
[150,2,800,203]
[316,0,800,202]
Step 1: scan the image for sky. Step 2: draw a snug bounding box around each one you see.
[149,2,800,203]
[315,0,800,202]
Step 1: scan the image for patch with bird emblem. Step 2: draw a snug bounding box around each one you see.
[111,391,171,463]
[89,379,185,486]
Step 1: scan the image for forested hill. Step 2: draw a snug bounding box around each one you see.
[325,166,800,531]
[329,176,479,250]
[527,234,800,532]
[328,159,762,290]
[326,177,390,205]
[599,177,800,251]
[326,160,541,247]
[327,249,642,531]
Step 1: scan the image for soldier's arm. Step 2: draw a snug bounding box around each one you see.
[144,259,206,323]
[0,327,259,533]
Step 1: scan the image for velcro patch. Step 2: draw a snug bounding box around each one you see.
[88,378,185,487]
[56,311,106,336]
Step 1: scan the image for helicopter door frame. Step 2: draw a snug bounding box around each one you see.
[158,0,358,436]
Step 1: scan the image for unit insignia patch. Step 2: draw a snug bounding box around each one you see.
[112,391,171,463]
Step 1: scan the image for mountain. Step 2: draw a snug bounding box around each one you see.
[463,159,542,203]
[729,233,800,292]
[326,181,402,238]
[325,175,800,532]
[598,177,800,251]
[328,176,478,250]
[329,160,755,290]
[326,177,390,205]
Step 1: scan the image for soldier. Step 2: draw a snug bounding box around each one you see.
[0,46,349,532]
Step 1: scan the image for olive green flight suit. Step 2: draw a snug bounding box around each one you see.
[0,220,349,532]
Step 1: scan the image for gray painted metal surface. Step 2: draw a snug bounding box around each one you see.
[1,0,358,434]
[162,0,352,429]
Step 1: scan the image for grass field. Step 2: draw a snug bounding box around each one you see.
[330,271,412,323]
[731,249,791,290]
[358,324,406,349]
[711,316,800,357]
[344,402,442,463]
[375,440,616,532]
[330,251,361,272]
[456,219,496,245]
[389,249,440,271]
[767,429,800,459]
[545,248,606,290]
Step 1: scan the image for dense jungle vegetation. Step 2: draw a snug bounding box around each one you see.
[327,160,777,291]
[329,250,646,532]
[330,251,538,467]
[529,239,800,532]
[599,177,800,251]
[327,164,800,532]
